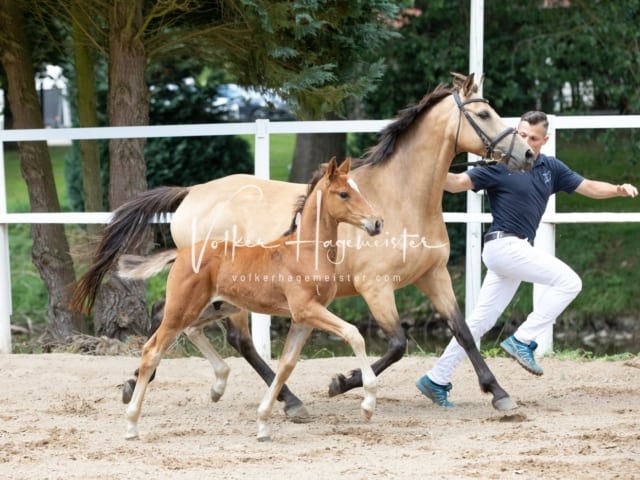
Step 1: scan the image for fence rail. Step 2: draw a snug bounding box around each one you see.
[1,116,639,355]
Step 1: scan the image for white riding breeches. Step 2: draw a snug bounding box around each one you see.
[428,235,582,386]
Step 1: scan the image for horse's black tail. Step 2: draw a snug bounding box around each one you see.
[70,186,189,315]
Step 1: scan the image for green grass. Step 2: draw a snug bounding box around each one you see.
[5,145,70,211]
[240,133,296,180]
[5,145,73,330]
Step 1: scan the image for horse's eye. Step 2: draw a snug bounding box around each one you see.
[339,191,350,199]
[477,110,490,120]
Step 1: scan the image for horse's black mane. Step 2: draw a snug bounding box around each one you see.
[281,163,328,236]
[352,83,455,169]
[281,81,463,236]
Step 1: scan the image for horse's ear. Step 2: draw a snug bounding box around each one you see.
[338,157,351,175]
[326,156,338,179]
[462,73,476,96]
[450,72,467,88]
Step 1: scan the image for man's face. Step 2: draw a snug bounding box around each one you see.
[517,120,548,158]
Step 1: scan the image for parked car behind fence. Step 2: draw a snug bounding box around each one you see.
[212,84,295,122]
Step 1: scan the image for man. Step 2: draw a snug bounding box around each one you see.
[416,110,638,407]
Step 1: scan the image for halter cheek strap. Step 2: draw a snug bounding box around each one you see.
[453,90,517,162]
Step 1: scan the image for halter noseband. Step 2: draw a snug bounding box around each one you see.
[452,90,517,165]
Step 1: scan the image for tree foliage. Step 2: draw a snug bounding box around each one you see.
[145,61,253,188]
[354,0,640,261]
[31,0,400,338]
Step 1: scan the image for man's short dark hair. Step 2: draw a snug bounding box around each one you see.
[520,111,549,132]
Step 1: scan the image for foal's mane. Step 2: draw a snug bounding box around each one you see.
[353,83,457,169]
[281,163,330,236]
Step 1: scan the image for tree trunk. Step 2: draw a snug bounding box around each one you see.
[0,0,86,340]
[288,132,347,183]
[92,0,150,339]
[72,0,103,240]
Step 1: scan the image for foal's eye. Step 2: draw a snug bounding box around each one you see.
[339,191,350,199]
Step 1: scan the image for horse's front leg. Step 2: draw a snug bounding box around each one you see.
[328,285,406,396]
[305,305,378,421]
[257,322,313,441]
[184,325,230,402]
[414,268,517,411]
[224,312,310,422]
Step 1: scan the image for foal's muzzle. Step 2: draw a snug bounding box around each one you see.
[364,218,384,236]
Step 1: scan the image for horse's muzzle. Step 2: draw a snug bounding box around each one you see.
[364,218,384,236]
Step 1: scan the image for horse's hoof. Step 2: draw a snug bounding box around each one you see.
[210,389,223,403]
[125,425,139,440]
[492,395,518,411]
[122,379,136,404]
[328,373,346,397]
[257,435,272,443]
[284,403,312,424]
[361,407,374,422]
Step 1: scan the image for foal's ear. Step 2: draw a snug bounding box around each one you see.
[338,157,351,175]
[326,156,338,179]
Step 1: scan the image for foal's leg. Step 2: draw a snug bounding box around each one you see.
[257,322,313,442]
[224,311,310,422]
[122,300,238,404]
[328,285,406,396]
[286,304,377,432]
[125,324,182,439]
[414,267,517,411]
[184,326,230,402]
[125,270,213,438]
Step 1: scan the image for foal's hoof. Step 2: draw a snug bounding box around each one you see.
[284,403,311,424]
[122,379,136,404]
[328,373,347,397]
[210,389,223,403]
[492,395,518,411]
[361,407,374,422]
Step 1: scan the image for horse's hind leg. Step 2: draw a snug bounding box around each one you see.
[224,311,310,422]
[122,368,155,404]
[415,268,517,411]
[122,299,166,404]
[125,325,181,439]
[123,299,235,404]
[328,286,406,396]
[184,325,230,402]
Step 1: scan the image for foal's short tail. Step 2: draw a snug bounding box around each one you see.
[118,251,178,280]
[70,186,189,314]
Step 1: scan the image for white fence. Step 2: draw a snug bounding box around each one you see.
[1,116,640,355]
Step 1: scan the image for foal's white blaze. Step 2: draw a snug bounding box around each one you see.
[347,177,360,192]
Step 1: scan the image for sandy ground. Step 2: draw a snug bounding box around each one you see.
[0,352,638,480]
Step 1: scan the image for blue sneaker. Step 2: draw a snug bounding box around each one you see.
[500,335,544,376]
[416,375,455,407]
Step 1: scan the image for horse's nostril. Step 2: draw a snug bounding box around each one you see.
[526,149,534,159]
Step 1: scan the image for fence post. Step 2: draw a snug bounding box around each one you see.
[533,115,557,355]
[0,136,12,353]
[251,119,272,361]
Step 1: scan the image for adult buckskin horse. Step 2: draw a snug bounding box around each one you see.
[72,73,534,418]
